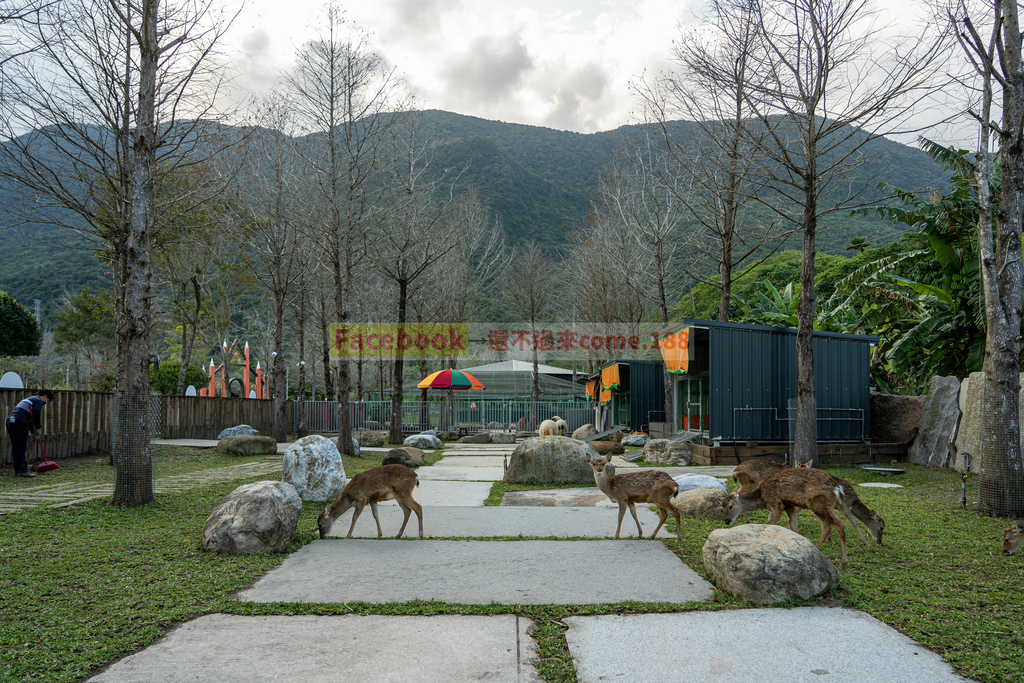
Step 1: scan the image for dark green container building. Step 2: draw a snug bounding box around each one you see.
[663,319,877,443]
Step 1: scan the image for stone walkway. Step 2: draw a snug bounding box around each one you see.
[87,440,971,682]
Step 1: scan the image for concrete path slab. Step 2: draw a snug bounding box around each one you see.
[327,505,676,539]
[859,482,904,488]
[89,614,539,683]
[415,466,506,482]
[378,479,493,506]
[501,488,619,507]
[239,540,712,605]
[439,450,514,456]
[434,455,507,467]
[564,608,970,683]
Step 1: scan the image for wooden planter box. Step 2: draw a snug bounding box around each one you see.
[689,441,908,466]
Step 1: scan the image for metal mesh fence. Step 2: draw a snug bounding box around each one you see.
[977,386,1024,518]
[109,391,156,505]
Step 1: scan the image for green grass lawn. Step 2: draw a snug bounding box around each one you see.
[0,452,1022,682]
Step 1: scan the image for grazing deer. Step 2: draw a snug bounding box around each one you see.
[317,464,423,540]
[586,453,681,541]
[721,467,854,568]
[732,458,811,495]
[1004,519,1024,555]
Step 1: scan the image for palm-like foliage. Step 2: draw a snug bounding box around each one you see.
[822,140,989,393]
[734,281,800,328]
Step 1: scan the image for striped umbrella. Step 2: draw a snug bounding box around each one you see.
[417,369,485,390]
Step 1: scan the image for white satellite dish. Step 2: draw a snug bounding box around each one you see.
[185,385,197,397]
[0,372,24,389]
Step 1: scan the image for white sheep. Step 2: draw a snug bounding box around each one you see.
[538,419,560,436]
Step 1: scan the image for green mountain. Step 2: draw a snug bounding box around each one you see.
[0,110,946,324]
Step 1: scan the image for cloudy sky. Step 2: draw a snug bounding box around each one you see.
[224,0,706,133]
[221,0,972,143]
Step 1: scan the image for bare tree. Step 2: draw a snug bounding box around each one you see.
[0,0,234,504]
[370,112,465,445]
[737,0,948,463]
[285,3,403,454]
[502,239,559,414]
[953,0,1024,517]
[593,138,692,416]
[642,0,791,322]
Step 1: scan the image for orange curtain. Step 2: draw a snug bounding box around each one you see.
[599,387,612,404]
[585,380,597,398]
[601,364,620,390]
[660,327,690,373]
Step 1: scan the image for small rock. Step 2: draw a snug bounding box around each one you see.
[202,481,302,554]
[672,487,727,519]
[216,424,259,439]
[333,436,361,456]
[572,424,598,440]
[355,431,386,448]
[216,435,279,456]
[621,434,650,447]
[404,433,442,449]
[644,439,692,465]
[702,525,841,604]
[673,473,727,493]
[490,432,517,444]
[589,440,625,455]
[459,433,491,443]
[382,447,425,468]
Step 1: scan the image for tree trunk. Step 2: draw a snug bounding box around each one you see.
[319,293,334,401]
[272,290,287,442]
[979,7,1024,515]
[388,279,409,445]
[112,0,158,506]
[297,286,307,437]
[793,168,818,466]
[175,277,201,395]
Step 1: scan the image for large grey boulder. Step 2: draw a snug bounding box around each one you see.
[572,423,598,441]
[404,433,442,449]
[702,525,841,604]
[870,391,925,444]
[459,433,491,443]
[955,372,1024,474]
[202,481,302,554]
[490,432,517,444]
[355,431,386,448]
[672,487,728,520]
[282,435,349,502]
[217,424,259,439]
[621,433,649,447]
[333,436,361,457]
[673,473,727,493]
[908,375,961,467]
[216,435,279,457]
[503,436,598,484]
[382,448,424,468]
[644,439,692,466]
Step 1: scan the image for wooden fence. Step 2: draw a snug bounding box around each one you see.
[1,390,273,466]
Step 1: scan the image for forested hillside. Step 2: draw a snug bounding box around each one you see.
[0,109,946,324]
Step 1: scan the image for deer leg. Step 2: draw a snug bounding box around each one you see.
[395,500,412,538]
[766,504,784,526]
[368,502,384,538]
[839,506,871,547]
[346,502,366,539]
[785,506,801,532]
[628,501,644,537]
[615,502,627,539]
[648,505,669,539]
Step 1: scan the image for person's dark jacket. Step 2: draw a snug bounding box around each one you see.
[9,396,45,430]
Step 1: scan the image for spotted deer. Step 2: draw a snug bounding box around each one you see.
[317,464,423,540]
[722,467,859,568]
[586,453,681,541]
[1004,519,1024,555]
[732,458,812,495]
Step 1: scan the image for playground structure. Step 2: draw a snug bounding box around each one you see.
[198,341,270,399]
